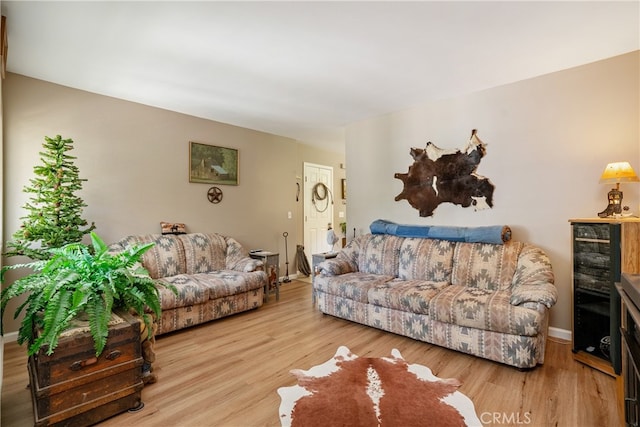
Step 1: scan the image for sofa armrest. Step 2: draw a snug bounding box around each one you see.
[509,243,557,309]
[232,257,264,273]
[316,237,364,276]
[510,282,558,308]
[224,236,263,272]
[317,258,356,276]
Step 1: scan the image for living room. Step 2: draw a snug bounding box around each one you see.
[1,1,639,426]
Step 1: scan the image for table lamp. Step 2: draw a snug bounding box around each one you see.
[597,161,639,217]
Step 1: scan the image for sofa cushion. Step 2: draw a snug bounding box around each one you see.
[358,234,403,277]
[398,238,455,281]
[429,285,543,336]
[178,233,227,274]
[368,279,450,314]
[157,275,210,309]
[117,234,187,279]
[451,241,523,291]
[314,272,394,303]
[160,221,187,235]
[192,270,267,299]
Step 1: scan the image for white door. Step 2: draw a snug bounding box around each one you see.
[304,163,334,265]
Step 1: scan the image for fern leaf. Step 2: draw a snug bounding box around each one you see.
[87,298,109,356]
[37,289,73,355]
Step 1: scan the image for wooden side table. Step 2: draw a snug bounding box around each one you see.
[250,251,280,301]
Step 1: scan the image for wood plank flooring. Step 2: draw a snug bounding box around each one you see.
[2,279,621,427]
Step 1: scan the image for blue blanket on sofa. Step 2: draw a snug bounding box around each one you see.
[370,219,511,244]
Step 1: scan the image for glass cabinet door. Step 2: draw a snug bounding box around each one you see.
[572,222,621,373]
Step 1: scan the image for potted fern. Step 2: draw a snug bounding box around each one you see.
[0,231,175,357]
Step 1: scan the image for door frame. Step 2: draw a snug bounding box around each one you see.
[303,162,334,265]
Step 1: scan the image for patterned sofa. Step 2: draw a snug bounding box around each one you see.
[313,233,557,368]
[110,232,267,335]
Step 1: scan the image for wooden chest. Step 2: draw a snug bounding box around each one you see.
[28,310,144,427]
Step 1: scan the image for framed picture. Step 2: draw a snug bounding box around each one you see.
[341,179,346,200]
[189,142,239,185]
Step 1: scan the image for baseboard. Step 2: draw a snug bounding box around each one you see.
[280,273,303,282]
[548,326,571,342]
[2,331,18,343]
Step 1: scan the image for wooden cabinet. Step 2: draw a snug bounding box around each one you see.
[570,218,640,377]
[28,311,144,427]
[619,274,640,427]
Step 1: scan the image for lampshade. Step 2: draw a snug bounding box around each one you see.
[599,162,640,184]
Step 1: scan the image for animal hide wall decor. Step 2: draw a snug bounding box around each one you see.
[394,129,495,217]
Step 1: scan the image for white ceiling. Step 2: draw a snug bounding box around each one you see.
[2,1,639,153]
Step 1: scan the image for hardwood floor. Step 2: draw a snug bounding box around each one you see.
[2,280,621,427]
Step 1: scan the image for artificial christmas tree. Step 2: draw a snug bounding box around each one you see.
[5,135,95,260]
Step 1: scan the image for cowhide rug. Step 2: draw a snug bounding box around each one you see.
[277,346,482,427]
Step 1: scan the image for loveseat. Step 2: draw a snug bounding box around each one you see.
[110,232,267,336]
[313,228,557,368]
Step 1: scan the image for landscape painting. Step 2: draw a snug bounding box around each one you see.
[189,142,239,185]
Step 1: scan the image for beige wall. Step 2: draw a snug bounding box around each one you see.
[3,52,638,336]
[1,73,345,334]
[345,51,640,333]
